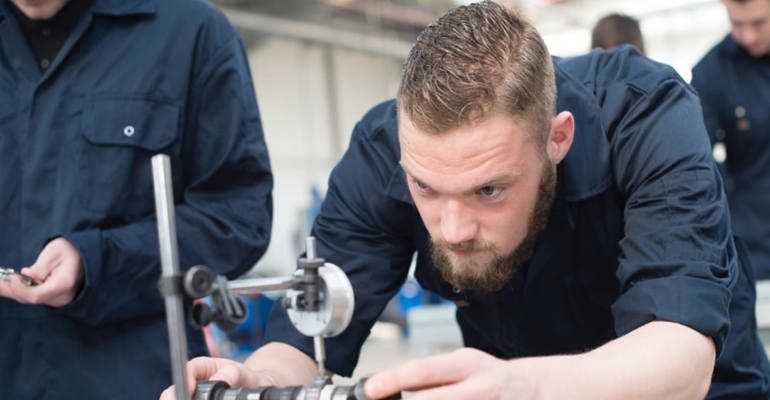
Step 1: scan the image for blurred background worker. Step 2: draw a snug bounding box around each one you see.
[691,0,770,279]
[0,0,273,398]
[591,12,646,54]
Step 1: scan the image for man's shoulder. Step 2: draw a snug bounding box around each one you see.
[348,99,402,180]
[105,0,240,57]
[152,0,223,17]
[556,47,685,97]
[105,0,235,38]
[95,0,224,21]
[554,47,704,202]
[331,99,412,205]
[354,99,399,145]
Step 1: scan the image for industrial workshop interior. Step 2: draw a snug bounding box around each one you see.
[3,0,770,399]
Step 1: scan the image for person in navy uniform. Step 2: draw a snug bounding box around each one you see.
[164,2,770,399]
[692,0,770,280]
[0,0,273,398]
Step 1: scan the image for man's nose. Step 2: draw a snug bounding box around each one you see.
[739,27,759,48]
[439,200,479,244]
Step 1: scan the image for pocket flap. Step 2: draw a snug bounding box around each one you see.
[83,97,180,150]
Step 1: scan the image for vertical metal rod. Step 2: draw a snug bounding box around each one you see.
[152,154,189,400]
[307,236,326,376]
[306,236,317,259]
[313,335,326,376]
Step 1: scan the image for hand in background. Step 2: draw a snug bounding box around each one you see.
[0,237,84,307]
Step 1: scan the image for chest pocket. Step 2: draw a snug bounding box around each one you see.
[77,97,180,215]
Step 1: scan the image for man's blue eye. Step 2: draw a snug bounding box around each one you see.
[479,186,499,197]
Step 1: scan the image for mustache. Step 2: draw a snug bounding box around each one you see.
[433,239,495,252]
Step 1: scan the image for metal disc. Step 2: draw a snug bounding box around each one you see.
[286,262,355,337]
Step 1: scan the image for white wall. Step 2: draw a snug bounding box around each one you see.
[246,36,403,276]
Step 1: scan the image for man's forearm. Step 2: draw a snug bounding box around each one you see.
[244,342,318,387]
[520,321,715,400]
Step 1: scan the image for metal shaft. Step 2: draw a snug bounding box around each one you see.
[307,236,326,376]
[225,276,299,295]
[306,236,317,259]
[152,154,189,400]
[314,335,326,377]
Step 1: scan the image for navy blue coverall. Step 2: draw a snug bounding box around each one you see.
[0,0,272,398]
[692,34,770,280]
[266,48,770,398]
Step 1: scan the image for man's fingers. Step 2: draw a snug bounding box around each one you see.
[157,372,197,400]
[31,268,77,306]
[403,376,490,400]
[11,273,63,306]
[24,237,81,283]
[23,242,58,281]
[158,357,261,400]
[209,364,251,388]
[1,276,41,304]
[413,372,509,400]
[187,357,225,381]
[187,357,253,388]
[365,349,486,398]
[159,357,224,400]
[159,386,185,400]
[19,256,81,307]
[21,266,47,282]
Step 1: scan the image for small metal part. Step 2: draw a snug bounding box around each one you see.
[184,265,215,298]
[314,335,327,377]
[306,237,317,259]
[19,274,40,287]
[286,262,355,338]
[193,378,402,400]
[297,237,325,312]
[0,267,13,281]
[0,267,40,286]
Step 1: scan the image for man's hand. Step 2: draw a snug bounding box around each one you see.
[0,238,84,307]
[366,321,714,400]
[159,357,276,400]
[365,348,536,400]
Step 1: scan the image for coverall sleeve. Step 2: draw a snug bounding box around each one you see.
[608,78,734,354]
[55,34,273,326]
[264,105,415,376]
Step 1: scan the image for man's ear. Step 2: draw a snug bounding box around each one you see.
[547,111,574,165]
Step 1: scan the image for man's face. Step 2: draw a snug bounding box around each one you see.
[724,0,770,57]
[10,0,69,20]
[399,112,557,293]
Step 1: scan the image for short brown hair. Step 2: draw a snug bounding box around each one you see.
[397,1,556,147]
[591,13,645,54]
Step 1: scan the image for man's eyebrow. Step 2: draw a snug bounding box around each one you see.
[480,171,521,184]
[400,160,522,191]
[463,172,520,193]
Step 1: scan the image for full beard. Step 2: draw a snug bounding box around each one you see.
[430,164,556,293]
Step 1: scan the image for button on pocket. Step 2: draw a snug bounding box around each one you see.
[123,125,135,137]
[77,97,180,215]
